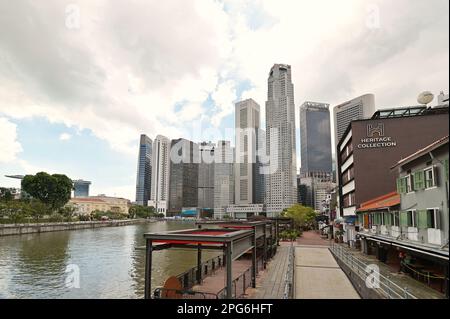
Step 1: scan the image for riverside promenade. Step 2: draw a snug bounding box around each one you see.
[248,231,360,299]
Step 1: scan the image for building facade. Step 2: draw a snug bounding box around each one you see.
[235,99,260,205]
[149,135,171,215]
[333,94,376,147]
[357,137,449,296]
[300,101,332,175]
[214,141,235,219]
[73,180,91,197]
[70,195,130,216]
[337,105,449,242]
[167,138,199,216]
[264,64,298,215]
[135,134,152,206]
[198,142,215,210]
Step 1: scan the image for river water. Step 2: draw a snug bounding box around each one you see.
[0,221,219,299]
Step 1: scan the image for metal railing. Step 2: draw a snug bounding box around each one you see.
[283,243,295,299]
[176,255,224,290]
[153,287,219,299]
[217,258,262,299]
[330,242,417,299]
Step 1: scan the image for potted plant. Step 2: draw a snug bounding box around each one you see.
[335,229,345,243]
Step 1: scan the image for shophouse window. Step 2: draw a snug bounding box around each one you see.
[424,167,436,188]
[426,208,440,229]
[407,210,417,227]
[393,211,400,226]
[405,175,413,193]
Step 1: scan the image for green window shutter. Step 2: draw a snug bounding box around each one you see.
[417,210,428,229]
[400,211,408,226]
[413,171,424,190]
[385,213,391,226]
[396,178,403,194]
[444,159,449,181]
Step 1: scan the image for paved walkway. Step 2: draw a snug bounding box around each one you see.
[295,244,360,299]
[247,243,291,299]
[192,259,252,296]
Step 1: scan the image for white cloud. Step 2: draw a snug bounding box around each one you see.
[59,133,72,141]
[0,117,23,163]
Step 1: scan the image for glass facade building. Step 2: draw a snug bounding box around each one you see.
[135,134,152,206]
[300,102,332,175]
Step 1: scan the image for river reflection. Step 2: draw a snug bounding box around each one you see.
[0,221,220,299]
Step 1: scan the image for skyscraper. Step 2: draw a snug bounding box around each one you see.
[264,64,298,215]
[300,101,332,175]
[198,142,215,210]
[135,134,152,206]
[149,135,170,215]
[235,99,260,205]
[73,180,91,197]
[213,140,235,219]
[333,94,375,146]
[167,138,199,215]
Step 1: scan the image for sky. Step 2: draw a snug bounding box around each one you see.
[0,0,449,200]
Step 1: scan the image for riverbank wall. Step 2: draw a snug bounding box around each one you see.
[0,219,156,236]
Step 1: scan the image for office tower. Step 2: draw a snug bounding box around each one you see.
[213,140,235,219]
[235,99,260,205]
[73,180,91,197]
[333,94,375,146]
[149,135,171,215]
[167,138,199,215]
[264,64,298,215]
[198,142,215,210]
[300,102,332,175]
[135,134,152,206]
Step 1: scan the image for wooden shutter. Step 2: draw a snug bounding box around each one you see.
[444,159,449,181]
[413,171,424,190]
[385,212,392,226]
[396,178,404,194]
[417,210,428,229]
[400,211,408,226]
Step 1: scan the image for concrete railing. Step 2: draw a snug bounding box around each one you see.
[0,219,151,236]
[283,243,295,299]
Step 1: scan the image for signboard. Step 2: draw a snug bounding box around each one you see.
[357,123,397,149]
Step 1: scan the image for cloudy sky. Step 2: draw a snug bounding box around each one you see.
[0,0,448,200]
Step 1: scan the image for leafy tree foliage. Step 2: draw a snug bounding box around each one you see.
[282,204,317,230]
[21,172,73,210]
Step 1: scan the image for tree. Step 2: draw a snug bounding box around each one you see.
[58,204,77,221]
[21,172,73,210]
[128,205,155,219]
[28,200,51,222]
[282,204,317,230]
[0,188,13,202]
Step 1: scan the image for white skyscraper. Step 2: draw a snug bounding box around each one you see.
[149,135,170,215]
[235,99,260,205]
[333,94,375,147]
[264,64,298,215]
[214,140,235,219]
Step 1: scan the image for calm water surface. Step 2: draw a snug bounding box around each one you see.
[0,221,219,299]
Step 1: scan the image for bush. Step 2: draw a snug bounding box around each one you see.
[48,213,64,222]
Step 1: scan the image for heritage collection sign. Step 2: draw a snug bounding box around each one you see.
[357,123,398,149]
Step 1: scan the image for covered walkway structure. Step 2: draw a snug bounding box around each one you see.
[143,220,280,299]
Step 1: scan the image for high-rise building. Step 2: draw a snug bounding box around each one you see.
[235,99,260,205]
[135,134,152,206]
[73,180,91,197]
[264,64,298,215]
[300,102,332,175]
[198,142,215,210]
[333,94,375,146]
[167,138,199,215]
[214,140,235,219]
[149,135,171,215]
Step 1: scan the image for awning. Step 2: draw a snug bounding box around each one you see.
[357,191,400,213]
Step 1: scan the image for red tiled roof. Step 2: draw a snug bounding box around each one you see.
[392,135,449,169]
[357,191,400,212]
[71,198,106,203]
